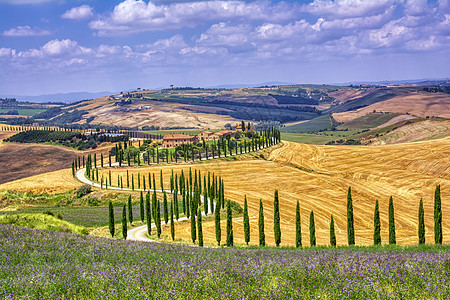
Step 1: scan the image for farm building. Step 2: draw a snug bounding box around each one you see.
[162,134,198,148]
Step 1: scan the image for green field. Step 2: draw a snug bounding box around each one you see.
[0,108,46,116]
[337,113,401,130]
[281,132,336,144]
[281,115,333,133]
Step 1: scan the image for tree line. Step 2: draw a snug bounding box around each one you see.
[108,172,444,247]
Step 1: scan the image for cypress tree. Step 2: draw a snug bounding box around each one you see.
[243,195,250,246]
[131,174,134,191]
[146,192,151,236]
[309,210,316,247]
[174,189,179,220]
[160,169,164,191]
[295,201,302,247]
[170,201,175,241]
[72,161,75,177]
[140,191,144,222]
[374,200,381,245]
[215,200,221,246]
[122,204,127,240]
[203,180,208,215]
[163,192,168,224]
[101,153,103,168]
[198,207,203,247]
[388,196,396,245]
[190,199,196,244]
[273,190,281,247]
[259,199,265,246]
[128,195,133,224]
[108,201,115,238]
[347,187,355,246]
[226,200,233,247]
[419,198,425,245]
[434,185,442,244]
[330,215,336,247]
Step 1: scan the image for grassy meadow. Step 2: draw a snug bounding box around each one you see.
[1,224,449,299]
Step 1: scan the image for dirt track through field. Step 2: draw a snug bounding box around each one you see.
[95,137,449,247]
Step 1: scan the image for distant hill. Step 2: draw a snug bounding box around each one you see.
[1,91,115,103]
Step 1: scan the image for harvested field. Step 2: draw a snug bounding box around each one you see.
[0,168,81,194]
[333,93,450,123]
[370,120,450,145]
[80,100,239,129]
[0,138,111,185]
[93,137,449,247]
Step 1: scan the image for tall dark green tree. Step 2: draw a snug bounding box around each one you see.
[309,211,316,247]
[146,192,151,236]
[259,199,265,247]
[295,201,302,248]
[215,200,221,246]
[198,207,203,247]
[273,190,281,247]
[388,196,396,245]
[122,204,127,240]
[243,196,250,246]
[374,200,381,245]
[170,202,175,241]
[163,192,168,224]
[108,201,115,238]
[330,215,336,247]
[434,185,442,244]
[173,190,179,220]
[190,199,196,244]
[418,198,425,245]
[140,191,144,222]
[128,195,133,225]
[226,200,234,247]
[347,187,355,246]
[154,192,161,238]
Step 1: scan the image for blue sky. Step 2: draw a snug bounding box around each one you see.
[0,0,449,95]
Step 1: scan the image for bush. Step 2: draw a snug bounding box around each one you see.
[43,210,54,216]
[76,185,92,198]
[86,196,100,207]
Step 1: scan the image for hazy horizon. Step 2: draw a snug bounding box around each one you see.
[1,0,449,95]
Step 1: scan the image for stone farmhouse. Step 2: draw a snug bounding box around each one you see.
[162,134,198,148]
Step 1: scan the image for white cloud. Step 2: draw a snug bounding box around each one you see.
[2,25,51,37]
[61,5,94,20]
[302,0,398,19]
[89,0,299,35]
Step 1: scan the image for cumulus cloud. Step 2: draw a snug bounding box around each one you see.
[61,5,94,20]
[302,0,398,19]
[2,25,51,37]
[89,0,299,35]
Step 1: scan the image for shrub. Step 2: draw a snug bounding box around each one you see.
[76,185,92,198]
[43,210,54,216]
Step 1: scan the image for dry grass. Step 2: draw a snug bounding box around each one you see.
[95,137,449,247]
[0,136,112,184]
[78,99,239,129]
[333,93,450,123]
[370,120,450,145]
[0,168,81,194]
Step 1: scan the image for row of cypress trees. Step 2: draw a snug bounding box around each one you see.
[109,176,443,247]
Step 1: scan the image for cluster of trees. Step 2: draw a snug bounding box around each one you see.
[89,128,281,170]
[109,183,444,248]
[6,129,127,150]
[108,168,228,245]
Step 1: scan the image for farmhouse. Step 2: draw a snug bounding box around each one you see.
[162,133,198,148]
[197,130,214,141]
[211,130,235,140]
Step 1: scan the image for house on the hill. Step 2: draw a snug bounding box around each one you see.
[162,134,198,148]
[197,130,214,141]
[211,130,235,140]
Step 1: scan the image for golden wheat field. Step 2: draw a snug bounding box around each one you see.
[91,137,450,247]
